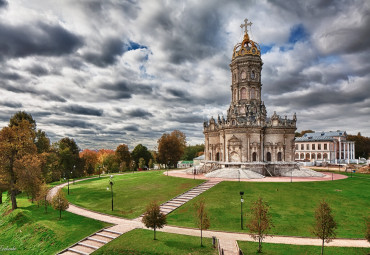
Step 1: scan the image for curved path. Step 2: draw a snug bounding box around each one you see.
[49,173,369,254]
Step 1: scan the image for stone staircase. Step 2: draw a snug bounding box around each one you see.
[135,179,221,221]
[58,228,123,255]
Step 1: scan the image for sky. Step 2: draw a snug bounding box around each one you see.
[0,0,369,150]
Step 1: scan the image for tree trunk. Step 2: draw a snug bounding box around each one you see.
[154,225,156,240]
[258,237,262,253]
[10,188,17,210]
[321,238,324,255]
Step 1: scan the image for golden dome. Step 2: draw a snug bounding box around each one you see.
[232,19,261,59]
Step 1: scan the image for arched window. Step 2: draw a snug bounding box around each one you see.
[300,153,304,159]
[250,88,256,99]
[317,153,322,159]
[323,153,328,159]
[277,152,282,161]
[295,153,299,159]
[252,152,257,162]
[305,153,310,160]
[216,152,220,161]
[241,88,247,99]
[312,153,316,160]
[266,152,271,162]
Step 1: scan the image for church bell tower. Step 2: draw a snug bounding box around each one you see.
[227,19,266,126]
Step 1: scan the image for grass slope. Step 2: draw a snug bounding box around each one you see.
[167,173,370,238]
[238,241,370,255]
[63,171,204,219]
[0,193,110,254]
[92,228,217,255]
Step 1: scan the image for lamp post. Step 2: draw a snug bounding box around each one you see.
[108,175,114,211]
[193,168,196,180]
[240,191,244,230]
[73,165,75,184]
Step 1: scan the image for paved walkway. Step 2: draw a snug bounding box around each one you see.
[49,174,369,254]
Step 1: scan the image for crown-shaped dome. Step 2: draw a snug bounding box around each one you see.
[232,19,260,59]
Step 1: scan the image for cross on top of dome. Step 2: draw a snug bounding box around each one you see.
[240,18,252,34]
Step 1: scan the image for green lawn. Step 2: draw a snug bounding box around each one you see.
[92,228,217,255]
[167,173,370,238]
[63,170,204,219]
[0,193,110,255]
[238,241,370,255]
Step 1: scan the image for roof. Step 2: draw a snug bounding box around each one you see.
[296,130,347,142]
[193,155,205,160]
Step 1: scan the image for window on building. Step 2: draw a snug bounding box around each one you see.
[324,144,327,150]
[312,153,316,159]
[277,152,282,161]
[323,153,328,159]
[295,144,298,150]
[250,88,256,99]
[306,144,310,150]
[241,88,247,99]
[266,152,271,161]
[301,144,304,150]
[300,153,304,159]
[312,144,315,150]
[317,153,322,159]
[295,153,299,159]
[305,153,310,160]
[252,152,257,161]
[318,144,321,150]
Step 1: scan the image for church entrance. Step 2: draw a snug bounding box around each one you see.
[216,152,220,161]
[252,152,257,162]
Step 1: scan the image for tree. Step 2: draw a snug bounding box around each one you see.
[0,119,37,210]
[51,189,69,219]
[115,144,131,168]
[131,144,152,167]
[36,184,49,213]
[80,149,98,175]
[148,159,154,169]
[182,144,205,160]
[35,130,50,153]
[139,157,146,169]
[247,197,273,253]
[347,133,370,159]
[9,111,36,131]
[55,137,81,179]
[194,198,210,247]
[157,130,187,168]
[142,201,167,240]
[14,155,43,203]
[312,200,337,255]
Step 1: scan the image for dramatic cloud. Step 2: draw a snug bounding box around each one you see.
[0,0,369,150]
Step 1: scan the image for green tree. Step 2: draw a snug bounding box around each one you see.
[131,144,152,168]
[142,201,167,240]
[157,130,187,168]
[182,144,205,160]
[312,200,337,255]
[0,118,37,210]
[115,144,131,168]
[55,137,81,179]
[347,133,370,159]
[139,157,146,169]
[148,159,154,169]
[247,197,273,253]
[51,189,69,219]
[194,198,210,247]
[35,130,50,153]
[9,111,36,131]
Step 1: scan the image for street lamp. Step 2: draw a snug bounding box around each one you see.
[73,165,75,184]
[240,191,244,230]
[108,175,114,211]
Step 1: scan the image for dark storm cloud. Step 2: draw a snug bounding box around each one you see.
[83,37,124,67]
[127,109,153,118]
[0,21,82,59]
[100,80,153,99]
[61,104,104,116]
[0,0,7,8]
[0,101,22,108]
[124,125,139,132]
[26,65,49,76]
[51,119,96,129]
[0,71,21,80]
[1,83,66,102]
